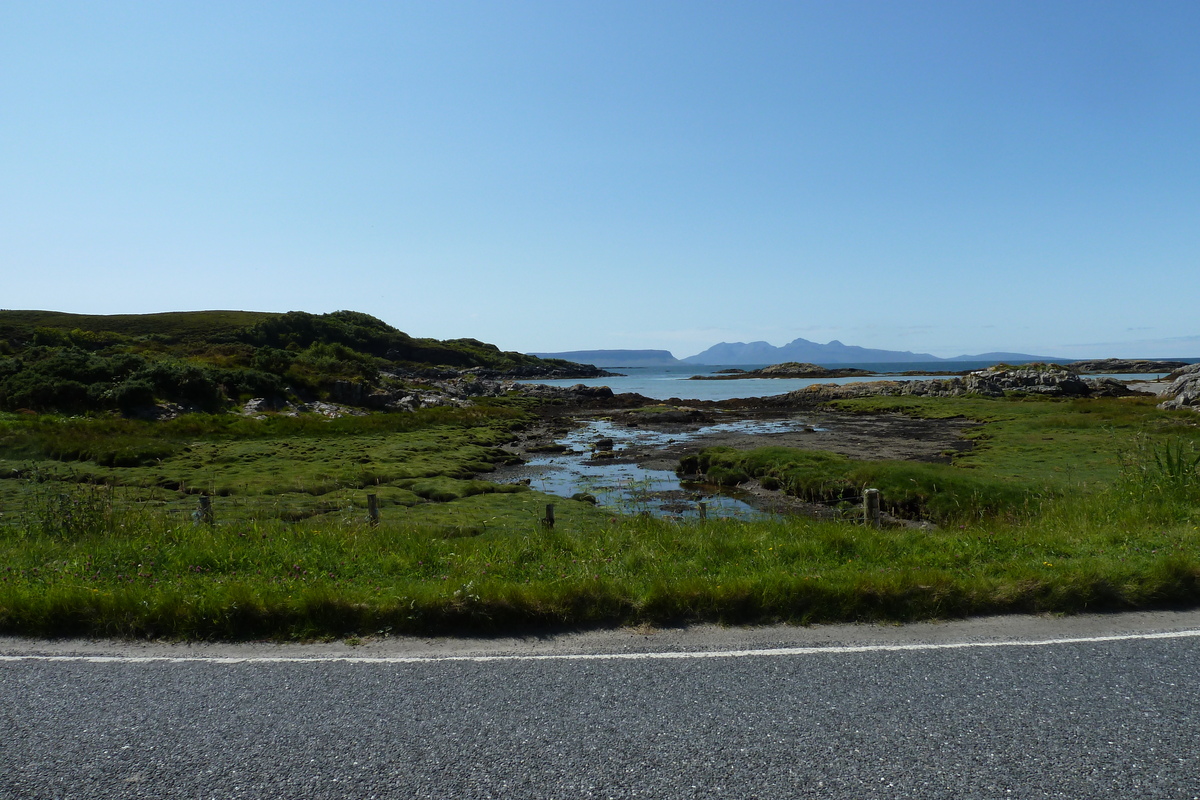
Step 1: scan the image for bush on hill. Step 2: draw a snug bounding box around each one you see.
[0,347,286,413]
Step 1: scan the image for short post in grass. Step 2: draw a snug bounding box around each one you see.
[196,494,214,526]
[542,503,556,528]
[367,493,380,527]
[698,501,707,520]
[863,488,880,528]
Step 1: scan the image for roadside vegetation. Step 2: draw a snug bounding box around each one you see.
[0,435,1195,639]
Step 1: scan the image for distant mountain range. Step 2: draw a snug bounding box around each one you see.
[534,339,1060,367]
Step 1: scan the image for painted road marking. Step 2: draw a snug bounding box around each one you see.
[2,629,1199,665]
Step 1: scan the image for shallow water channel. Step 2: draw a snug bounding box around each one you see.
[518,417,823,520]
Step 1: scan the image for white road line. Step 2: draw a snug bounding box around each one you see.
[2,629,1200,665]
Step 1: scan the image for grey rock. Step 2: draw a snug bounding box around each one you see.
[1069,358,1188,374]
[1086,378,1134,397]
[241,397,293,416]
[1158,365,1200,411]
[771,364,1125,406]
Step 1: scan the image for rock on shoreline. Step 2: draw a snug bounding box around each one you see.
[1068,359,1188,374]
[1158,363,1200,412]
[759,364,1137,405]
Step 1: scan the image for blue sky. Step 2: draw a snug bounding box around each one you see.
[3,1,1198,359]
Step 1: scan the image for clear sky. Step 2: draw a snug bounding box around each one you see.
[3,1,1198,359]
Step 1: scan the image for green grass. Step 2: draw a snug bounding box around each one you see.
[0,478,1196,639]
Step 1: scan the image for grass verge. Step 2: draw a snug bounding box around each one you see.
[0,474,1197,639]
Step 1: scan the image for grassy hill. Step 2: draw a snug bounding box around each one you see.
[0,309,593,414]
[0,309,277,342]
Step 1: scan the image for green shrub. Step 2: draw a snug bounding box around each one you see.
[113,378,156,413]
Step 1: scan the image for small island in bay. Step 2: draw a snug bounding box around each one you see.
[688,361,875,380]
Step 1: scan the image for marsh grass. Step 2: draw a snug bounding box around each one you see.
[0,406,528,518]
[0,404,525,465]
[681,446,1041,523]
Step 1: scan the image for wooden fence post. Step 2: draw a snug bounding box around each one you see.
[543,503,556,528]
[698,501,707,520]
[196,494,214,526]
[367,493,380,527]
[863,488,880,528]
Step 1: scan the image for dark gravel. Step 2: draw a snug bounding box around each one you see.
[2,637,1199,799]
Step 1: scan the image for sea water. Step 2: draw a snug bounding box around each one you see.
[516,363,1177,402]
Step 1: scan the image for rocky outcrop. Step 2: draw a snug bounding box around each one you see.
[1158,363,1200,412]
[247,373,617,416]
[510,383,616,401]
[760,364,1132,406]
[616,405,714,424]
[1069,359,1188,374]
[387,364,614,381]
[961,365,1094,396]
[241,398,368,419]
[1089,378,1139,397]
[377,378,614,410]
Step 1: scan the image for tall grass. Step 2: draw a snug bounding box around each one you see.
[1119,435,1200,505]
[1,460,1196,639]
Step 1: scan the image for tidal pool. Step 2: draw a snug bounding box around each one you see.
[519,417,823,520]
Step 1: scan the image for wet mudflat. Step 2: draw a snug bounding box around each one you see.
[494,408,978,519]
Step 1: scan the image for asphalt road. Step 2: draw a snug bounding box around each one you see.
[3,613,1200,799]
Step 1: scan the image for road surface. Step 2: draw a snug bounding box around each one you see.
[3,611,1200,798]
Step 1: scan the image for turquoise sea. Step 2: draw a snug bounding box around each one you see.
[516,362,1180,402]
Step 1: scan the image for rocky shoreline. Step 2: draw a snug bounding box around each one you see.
[746,363,1200,413]
[1158,363,1200,412]
[1067,359,1188,374]
[233,361,1200,420]
[685,358,1191,384]
[753,364,1139,406]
